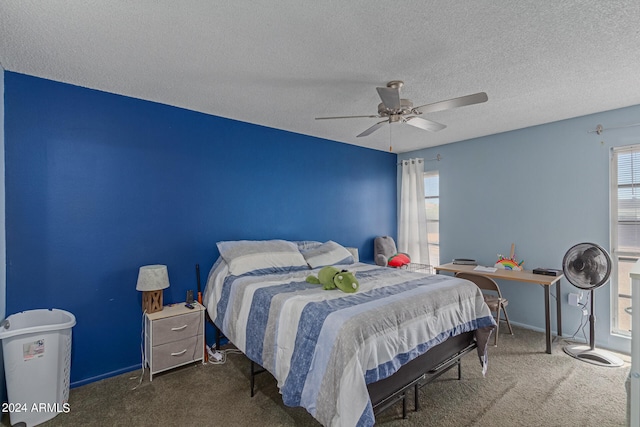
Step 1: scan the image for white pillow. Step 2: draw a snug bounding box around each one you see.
[216,240,308,276]
[303,240,355,269]
[295,240,323,252]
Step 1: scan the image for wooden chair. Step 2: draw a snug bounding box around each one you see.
[455,272,514,346]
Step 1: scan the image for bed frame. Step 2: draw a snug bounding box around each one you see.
[208,313,477,420]
[368,330,477,418]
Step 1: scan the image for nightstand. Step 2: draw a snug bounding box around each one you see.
[144,302,205,380]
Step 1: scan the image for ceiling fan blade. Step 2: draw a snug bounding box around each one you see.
[357,120,388,137]
[415,92,488,114]
[316,114,379,120]
[405,116,446,132]
[376,86,401,110]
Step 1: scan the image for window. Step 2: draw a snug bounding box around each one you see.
[611,145,640,336]
[424,171,439,266]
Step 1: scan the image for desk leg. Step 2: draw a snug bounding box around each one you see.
[556,279,562,337]
[544,285,552,354]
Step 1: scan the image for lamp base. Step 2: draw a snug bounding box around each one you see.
[142,290,163,313]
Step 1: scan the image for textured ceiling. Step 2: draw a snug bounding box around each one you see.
[1,1,640,153]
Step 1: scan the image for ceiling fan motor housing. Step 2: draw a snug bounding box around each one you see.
[378,99,414,117]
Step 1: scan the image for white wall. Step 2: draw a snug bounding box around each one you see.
[1,69,5,320]
[399,103,640,354]
[1,68,6,401]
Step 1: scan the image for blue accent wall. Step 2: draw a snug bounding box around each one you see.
[399,104,640,354]
[3,71,397,386]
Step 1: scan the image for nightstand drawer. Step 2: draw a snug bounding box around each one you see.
[151,335,204,372]
[152,311,202,345]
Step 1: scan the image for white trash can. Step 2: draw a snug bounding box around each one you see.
[0,309,76,427]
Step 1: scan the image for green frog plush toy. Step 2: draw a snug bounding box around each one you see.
[306,266,359,293]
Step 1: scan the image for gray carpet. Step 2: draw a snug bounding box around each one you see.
[3,326,631,427]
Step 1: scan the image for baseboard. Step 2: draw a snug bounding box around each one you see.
[506,321,632,355]
[507,320,557,336]
[70,364,141,389]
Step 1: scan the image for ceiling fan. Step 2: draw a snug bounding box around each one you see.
[316,80,488,138]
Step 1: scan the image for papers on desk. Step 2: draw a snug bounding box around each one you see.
[473,265,498,273]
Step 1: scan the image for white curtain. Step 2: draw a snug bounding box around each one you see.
[398,158,430,265]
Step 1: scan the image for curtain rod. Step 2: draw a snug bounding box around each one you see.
[397,154,442,165]
[588,122,640,135]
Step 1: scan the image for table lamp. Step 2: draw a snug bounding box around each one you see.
[136,265,170,313]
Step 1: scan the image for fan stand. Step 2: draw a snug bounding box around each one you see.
[563,289,624,367]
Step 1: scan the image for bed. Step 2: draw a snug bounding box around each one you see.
[203,239,495,427]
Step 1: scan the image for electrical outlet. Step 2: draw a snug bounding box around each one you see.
[568,293,580,306]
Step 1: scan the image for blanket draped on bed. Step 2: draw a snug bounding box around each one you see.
[205,262,495,427]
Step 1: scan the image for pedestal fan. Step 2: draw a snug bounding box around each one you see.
[562,242,624,367]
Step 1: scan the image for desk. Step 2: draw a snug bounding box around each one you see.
[435,263,564,354]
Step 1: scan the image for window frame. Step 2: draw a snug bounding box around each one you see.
[610,145,640,337]
[423,170,440,267]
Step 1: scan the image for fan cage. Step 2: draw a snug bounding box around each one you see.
[562,242,612,290]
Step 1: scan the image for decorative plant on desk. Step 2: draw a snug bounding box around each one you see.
[495,243,524,271]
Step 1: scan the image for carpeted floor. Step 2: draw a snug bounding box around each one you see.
[3,326,631,427]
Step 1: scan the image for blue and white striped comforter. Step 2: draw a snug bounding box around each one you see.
[204,261,495,427]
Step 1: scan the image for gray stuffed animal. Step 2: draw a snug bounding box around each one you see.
[374,236,398,266]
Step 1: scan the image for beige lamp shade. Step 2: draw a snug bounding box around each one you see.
[136,265,170,291]
[136,265,170,313]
